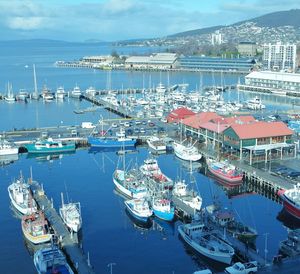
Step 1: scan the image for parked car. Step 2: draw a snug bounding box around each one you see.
[225,261,257,274]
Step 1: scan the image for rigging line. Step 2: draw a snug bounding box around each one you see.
[89,153,104,172]
[246,196,257,231]
[64,181,70,204]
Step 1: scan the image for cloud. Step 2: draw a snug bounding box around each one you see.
[6,17,44,30]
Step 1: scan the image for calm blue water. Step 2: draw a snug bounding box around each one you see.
[0,40,294,274]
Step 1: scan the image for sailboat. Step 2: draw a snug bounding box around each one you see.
[59,193,82,233]
[31,64,40,100]
[4,82,15,103]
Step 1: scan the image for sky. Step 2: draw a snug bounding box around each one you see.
[0,0,299,42]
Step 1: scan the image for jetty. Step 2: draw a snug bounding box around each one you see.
[30,180,95,274]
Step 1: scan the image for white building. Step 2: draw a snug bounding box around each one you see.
[211,31,223,46]
[263,42,297,72]
[125,53,177,69]
[239,70,300,96]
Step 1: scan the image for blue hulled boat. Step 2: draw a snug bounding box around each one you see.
[24,138,75,154]
[88,127,136,148]
[152,198,175,221]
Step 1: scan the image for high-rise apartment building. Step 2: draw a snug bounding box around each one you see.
[263,42,297,72]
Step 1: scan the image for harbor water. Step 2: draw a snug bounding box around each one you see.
[0,40,298,273]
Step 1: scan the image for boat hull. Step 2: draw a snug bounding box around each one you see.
[207,165,243,185]
[153,207,174,222]
[24,143,75,154]
[88,137,136,148]
[0,147,18,156]
[178,226,233,264]
[278,189,300,220]
[59,209,81,233]
[124,201,152,223]
[22,225,52,244]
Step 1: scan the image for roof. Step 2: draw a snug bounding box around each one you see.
[245,71,300,83]
[125,53,177,64]
[167,107,195,120]
[229,121,294,139]
[199,122,230,133]
[182,112,221,129]
[222,115,256,125]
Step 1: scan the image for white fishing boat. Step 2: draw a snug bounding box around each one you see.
[34,246,74,274]
[124,198,153,223]
[146,136,166,152]
[22,211,52,244]
[59,193,82,233]
[178,222,234,264]
[172,180,202,211]
[173,141,202,161]
[0,139,18,156]
[152,198,175,221]
[8,174,37,215]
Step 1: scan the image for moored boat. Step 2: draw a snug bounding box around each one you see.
[34,246,74,274]
[173,141,202,162]
[56,86,67,99]
[146,136,166,152]
[278,183,300,219]
[124,198,153,223]
[152,198,174,221]
[178,222,234,264]
[22,211,52,244]
[8,175,37,215]
[207,159,243,185]
[70,85,82,98]
[113,169,148,199]
[59,193,82,233]
[0,139,18,156]
[24,138,76,154]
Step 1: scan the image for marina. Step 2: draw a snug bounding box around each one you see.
[1,40,300,274]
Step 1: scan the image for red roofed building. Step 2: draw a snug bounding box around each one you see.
[223,121,295,165]
[167,107,195,123]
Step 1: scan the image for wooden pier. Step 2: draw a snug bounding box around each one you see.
[30,180,95,274]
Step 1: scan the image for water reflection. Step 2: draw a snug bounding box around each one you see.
[277,208,300,230]
[0,154,19,166]
[26,151,75,162]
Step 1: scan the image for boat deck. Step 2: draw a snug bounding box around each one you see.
[30,180,95,274]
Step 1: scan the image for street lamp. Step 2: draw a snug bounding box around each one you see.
[107,262,116,274]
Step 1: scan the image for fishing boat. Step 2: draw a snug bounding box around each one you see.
[24,138,76,154]
[139,158,173,189]
[178,222,234,264]
[152,198,175,221]
[207,159,243,185]
[8,175,37,215]
[0,139,18,156]
[124,198,153,223]
[59,193,82,233]
[173,141,202,161]
[88,127,136,148]
[172,180,202,211]
[279,228,300,257]
[278,183,300,219]
[146,136,166,152]
[206,204,257,244]
[34,246,75,274]
[22,211,52,244]
[113,169,148,199]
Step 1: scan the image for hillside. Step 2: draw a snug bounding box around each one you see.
[169,9,300,38]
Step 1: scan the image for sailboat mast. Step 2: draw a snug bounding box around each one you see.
[33,64,38,96]
[61,192,64,207]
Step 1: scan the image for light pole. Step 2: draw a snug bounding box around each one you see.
[107,262,116,274]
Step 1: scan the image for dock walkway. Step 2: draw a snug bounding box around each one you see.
[30,181,95,274]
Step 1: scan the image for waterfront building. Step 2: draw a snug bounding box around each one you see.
[125,53,177,69]
[181,111,295,165]
[237,42,257,57]
[239,70,300,96]
[262,42,297,72]
[167,107,195,123]
[178,56,255,72]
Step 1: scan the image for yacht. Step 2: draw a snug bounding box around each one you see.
[85,86,97,97]
[156,83,166,94]
[178,222,234,264]
[146,136,166,152]
[56,86,67,99]
[245,96,266,110]
[41,85,54,102]
[70,85,82,98]
[4,82,15,103]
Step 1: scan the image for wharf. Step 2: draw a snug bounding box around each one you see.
[30,180,95,274]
